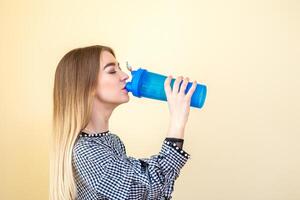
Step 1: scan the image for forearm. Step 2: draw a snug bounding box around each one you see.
[166,123,185,139]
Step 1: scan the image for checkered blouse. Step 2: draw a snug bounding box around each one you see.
[72,130,191,200]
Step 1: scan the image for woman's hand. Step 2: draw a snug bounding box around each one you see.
[164,75,197,139]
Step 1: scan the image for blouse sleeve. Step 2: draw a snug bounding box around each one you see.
[165,137,184,149]
[73,136,191,200]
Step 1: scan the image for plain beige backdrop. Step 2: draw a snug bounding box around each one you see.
[0,0,299,199]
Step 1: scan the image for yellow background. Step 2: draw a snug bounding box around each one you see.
[1,0,299,199]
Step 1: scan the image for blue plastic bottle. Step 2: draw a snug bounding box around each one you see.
[125,66,207,109]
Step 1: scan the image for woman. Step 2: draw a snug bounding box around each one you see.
[50,45,197,200]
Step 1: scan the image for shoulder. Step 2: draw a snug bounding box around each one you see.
[110,132,122,143]
[72,137,112,166]
[109,132,127,155]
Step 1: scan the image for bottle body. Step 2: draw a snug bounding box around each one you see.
[125,68,207,109]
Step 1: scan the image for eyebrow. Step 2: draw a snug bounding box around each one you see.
[103,62,120,70]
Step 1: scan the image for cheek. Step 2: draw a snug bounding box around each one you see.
[95,77,118,99]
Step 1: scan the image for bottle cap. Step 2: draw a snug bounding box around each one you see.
[125,68,147,97]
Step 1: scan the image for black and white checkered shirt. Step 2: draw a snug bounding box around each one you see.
[72,130,191,200]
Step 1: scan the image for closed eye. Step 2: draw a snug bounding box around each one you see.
[107,63,122,74]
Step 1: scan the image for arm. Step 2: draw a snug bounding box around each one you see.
[73,136,190,200]
[115,134,190,199]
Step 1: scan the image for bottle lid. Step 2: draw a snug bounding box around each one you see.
[125,67,147,97]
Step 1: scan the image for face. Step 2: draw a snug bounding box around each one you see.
[95,50,130,107]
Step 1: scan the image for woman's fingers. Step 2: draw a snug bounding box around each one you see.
[179,77,189,95]
[173,76,183,94]
[185,81,197,99]
[165,75,196,132]
[164,75,172,98]
[165,75,197,99]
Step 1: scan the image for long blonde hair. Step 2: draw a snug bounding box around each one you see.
[50,45,115,200]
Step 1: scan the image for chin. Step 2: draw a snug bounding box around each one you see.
[118,95,130,105]
[122,96,130,103]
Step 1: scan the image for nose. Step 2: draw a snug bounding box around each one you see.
[120,71,130,82]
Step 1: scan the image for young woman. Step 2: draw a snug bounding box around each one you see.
[50,45,197,200]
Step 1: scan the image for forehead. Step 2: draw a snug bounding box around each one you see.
[100,50,116,68]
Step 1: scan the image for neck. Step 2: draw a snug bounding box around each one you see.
[84,100,116,134]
